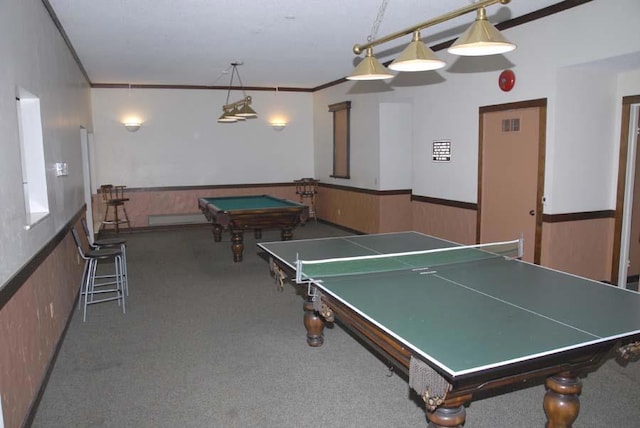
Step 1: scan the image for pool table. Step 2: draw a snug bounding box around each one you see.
[198,195,309,262]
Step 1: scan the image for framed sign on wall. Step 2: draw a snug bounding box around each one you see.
[432,140,452,162]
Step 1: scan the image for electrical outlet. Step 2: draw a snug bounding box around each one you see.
[49,303,54,318]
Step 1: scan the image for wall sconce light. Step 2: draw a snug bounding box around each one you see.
[123,121,142,132]
[270,122,287,131]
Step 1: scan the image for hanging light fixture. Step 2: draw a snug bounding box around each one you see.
[448,7,516,56]
[348,0,516,81]
[218,62,258,124]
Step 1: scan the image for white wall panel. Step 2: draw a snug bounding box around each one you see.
[0,0,92,287]
[380,102,412,190]
[91,89,313,187]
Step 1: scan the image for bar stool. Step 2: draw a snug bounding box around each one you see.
[295,178,319,222]
[99,184,131,234]
[81,217,129,296]
[72,228,126,322]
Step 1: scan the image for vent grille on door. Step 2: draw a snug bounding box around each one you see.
[502,118,520,132]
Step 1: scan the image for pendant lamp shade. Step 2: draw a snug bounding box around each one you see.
[389,31,446,72]
[447,7,516,56]
[236,97,258,118]
[347,48,394,81]
[217,107,237,123]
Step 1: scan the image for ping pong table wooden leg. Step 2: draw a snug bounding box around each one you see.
[543,372,582,428]
[303,297,324,347]
[426,395,468,428]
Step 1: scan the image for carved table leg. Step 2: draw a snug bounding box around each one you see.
[213,224,222,242]
[426,396,468,428]
[303,296,324,347]
[230,230,244,262]
[543,372,582,428]
[281,227,293,241]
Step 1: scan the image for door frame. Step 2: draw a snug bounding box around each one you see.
[613,95,640,285]
[477,98,547,264]
[80,127,95,241]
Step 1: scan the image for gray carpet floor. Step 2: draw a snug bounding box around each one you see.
[32,223,640,427]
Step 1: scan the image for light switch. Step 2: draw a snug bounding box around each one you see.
[55,162,68,177]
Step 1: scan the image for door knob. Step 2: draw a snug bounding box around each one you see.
[529,210,535,216]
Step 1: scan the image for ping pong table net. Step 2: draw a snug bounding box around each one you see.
[294,238,523,284]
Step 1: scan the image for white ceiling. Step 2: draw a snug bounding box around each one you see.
[47,0,570,89]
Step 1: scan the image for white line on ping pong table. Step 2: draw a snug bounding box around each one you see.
[434,274,601,339]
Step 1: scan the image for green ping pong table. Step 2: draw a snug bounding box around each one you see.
[257,231,640,427]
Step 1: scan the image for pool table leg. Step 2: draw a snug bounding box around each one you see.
[230,230,244,262]
[303,296,324,347]
[212,224,223,242]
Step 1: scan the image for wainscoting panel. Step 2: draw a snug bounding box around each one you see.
[316,185,411,234]
[0,216,84,428]
[541,217,615,281]
[379,194,412,233]
[93,184,300,229]
[411,198,477,245]
[316,186,379,233]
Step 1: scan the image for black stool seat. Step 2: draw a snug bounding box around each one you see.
[80,217,129,297]
[86,248,122,259]
[94,237,127,246]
